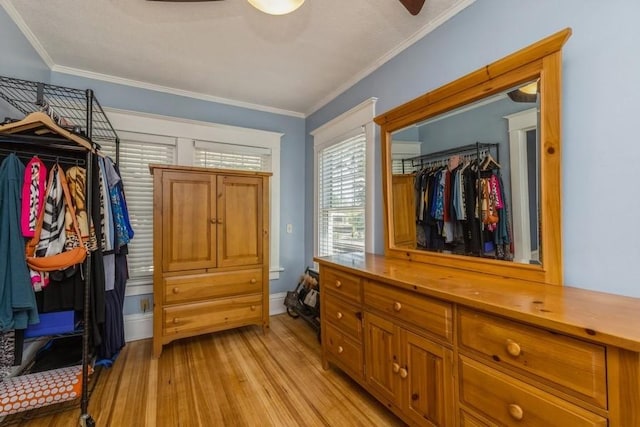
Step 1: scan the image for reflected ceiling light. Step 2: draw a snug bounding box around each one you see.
[248,0,305,15]
[518,81,539,95]
[508,80,539,103]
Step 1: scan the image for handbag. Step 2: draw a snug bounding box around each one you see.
[25,165,88,272]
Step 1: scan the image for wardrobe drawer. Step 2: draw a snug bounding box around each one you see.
[324,294,362,341]
[364,281,452,342]
[322,267,362,303]
[459,356,607,427]
[458,308,606,408]
[163,294,262,336]
[324,323,363,380]
[163,268,262,304]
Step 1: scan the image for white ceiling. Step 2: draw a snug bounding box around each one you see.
[2,0,472,117]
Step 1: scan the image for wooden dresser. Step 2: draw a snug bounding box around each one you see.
[150,165,271,358]
[316,253,640,427]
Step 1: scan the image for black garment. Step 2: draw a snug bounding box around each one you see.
[463,167,481,256]
[99,250,127,359]
[35,270,84,313]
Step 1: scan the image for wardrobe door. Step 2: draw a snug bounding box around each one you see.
[392,174,416,248]
[162,171,217,272]
[216,175,263,268]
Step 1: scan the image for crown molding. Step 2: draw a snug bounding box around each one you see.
[52,65,306,118]
[0,0,55,68]
[305,0,476,117]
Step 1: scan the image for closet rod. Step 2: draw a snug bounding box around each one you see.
[405,142,498,163]
[0,147,85,166]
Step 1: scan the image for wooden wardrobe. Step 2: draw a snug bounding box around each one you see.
[149,165,271,358]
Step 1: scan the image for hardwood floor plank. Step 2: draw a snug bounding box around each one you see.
[4,314,405,427]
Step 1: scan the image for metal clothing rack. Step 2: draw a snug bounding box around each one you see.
[0,75,120,427]
[400,142,499,173]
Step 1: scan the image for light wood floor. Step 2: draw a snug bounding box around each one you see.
[8,314,405,426]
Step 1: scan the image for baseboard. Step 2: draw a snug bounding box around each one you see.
[124,312,153,342]
[124,293,288,342]
[270,292,287,316]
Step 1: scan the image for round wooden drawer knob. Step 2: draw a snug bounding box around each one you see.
[506,339,522,357]
[250,305,257,311]
[393,302,402,312]
[336,312,343,319]
[250,278,257,284]
[508,404,524,420]
[335,280,342,288]
[337,346,344,354]
[392,363,400,373]
[172,287,180,294]
[399,368,408,379]
[173,318,180,324]
[210,218,216,224]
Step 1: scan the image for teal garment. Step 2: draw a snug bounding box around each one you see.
[0,154,39,331]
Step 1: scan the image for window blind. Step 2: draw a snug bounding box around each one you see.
[317,132,366,256]
[194,141,270,171]
[100,136,175,281]
[392,159,406,174]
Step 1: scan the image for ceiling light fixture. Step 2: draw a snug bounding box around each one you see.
[248,0,305,15]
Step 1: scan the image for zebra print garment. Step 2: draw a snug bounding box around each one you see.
[35,165,66,257]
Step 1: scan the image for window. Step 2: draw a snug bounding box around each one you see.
[194,141,271,172]
[100,132,176,285]
[104,108,283,295]
[391,141,421,174]
[312,98,377,258]
[317,133,366,256]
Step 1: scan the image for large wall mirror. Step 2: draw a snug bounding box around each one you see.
[375,28,572,285]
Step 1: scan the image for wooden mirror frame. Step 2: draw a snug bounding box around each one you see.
[375,28,572,286]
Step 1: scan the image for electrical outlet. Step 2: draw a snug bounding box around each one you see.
[140,298,150,313]
[286,224,293,233]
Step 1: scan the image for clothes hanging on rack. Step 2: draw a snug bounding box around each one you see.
[0,154,39,331]
[21,156,47,238]
[408,143,513,260]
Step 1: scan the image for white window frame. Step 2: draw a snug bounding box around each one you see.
[104,108,283,296]
[391,140,421,174]
[311,97,377,258]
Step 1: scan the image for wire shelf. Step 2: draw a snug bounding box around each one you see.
[0,75,118,144]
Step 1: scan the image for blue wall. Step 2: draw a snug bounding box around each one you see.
[0,9,49,83]
[0,7,50,119]
[307,0,640,297]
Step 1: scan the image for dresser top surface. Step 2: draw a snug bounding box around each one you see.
[315,252,640,352]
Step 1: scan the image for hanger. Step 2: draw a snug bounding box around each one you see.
[481,152,501,170]
[0,112,94,152]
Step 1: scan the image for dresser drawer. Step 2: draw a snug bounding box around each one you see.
[322,267,362,303]
[364,281,452,342]
[458,308,606,408]
[163,294,262,336]
[324,294,362,341]
[459,356,606,427]
[460,410,494,427]
[324,323,363,380]
[163,268,262,304]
